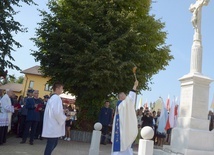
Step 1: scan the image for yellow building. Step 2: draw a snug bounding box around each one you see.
[21,66,51,98]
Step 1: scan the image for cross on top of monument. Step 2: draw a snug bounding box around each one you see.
[189,0,210,74]
[189,0,210,35]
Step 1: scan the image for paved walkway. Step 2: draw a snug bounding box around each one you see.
[0,136,140,155]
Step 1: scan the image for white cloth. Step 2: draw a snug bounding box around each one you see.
[0,94,14,132]
[111,91,138,154]
[169,100,175,128]
[157,100,168,133]
[42,94,66,138]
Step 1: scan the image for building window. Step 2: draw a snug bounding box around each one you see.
[45,83,52,91]
[29,81,34,89]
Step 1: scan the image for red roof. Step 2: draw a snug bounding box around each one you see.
[21,65,42,76]
[0,83,22,92]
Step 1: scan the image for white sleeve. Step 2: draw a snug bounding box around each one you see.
[53,97,66,126]
[127,91,136,104]
[1,96,14,113]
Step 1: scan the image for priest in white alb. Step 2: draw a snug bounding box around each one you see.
[111,80,138,155]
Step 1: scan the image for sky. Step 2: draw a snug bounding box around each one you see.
[9,0,214,108]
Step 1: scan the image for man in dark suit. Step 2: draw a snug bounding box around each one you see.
[98,101,112,145]
[20,90,41,145]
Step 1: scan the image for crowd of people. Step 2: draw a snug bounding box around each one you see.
[98,102,168,147]
[98,98,214,153]
[0,87,77,146]
[1,82,214,155]
[136,107,167,147]
[98,93,179,153]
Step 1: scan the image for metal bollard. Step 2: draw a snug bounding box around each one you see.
[89,122,102,155]
[138,126,154,155]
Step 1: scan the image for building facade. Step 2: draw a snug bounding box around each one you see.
[21,66,51,98]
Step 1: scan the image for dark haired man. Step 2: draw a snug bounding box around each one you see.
[99,101,112,145]
[141,110,154,129]
[42,82,66,155]
[18,89,34,138]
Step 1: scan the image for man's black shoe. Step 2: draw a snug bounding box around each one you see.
[29,142,33,145]
[20,141,26,144]
[101,142,107,145]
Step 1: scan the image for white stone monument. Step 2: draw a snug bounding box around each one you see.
[138,127,154,155]
[89,122,102,155]
[163,0,214,155]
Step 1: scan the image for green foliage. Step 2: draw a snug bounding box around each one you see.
[0,0,36,73]
[16,75,24,84]
[0,75,24,85]
[32,0,173,130]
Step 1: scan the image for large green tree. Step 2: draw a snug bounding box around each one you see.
[32,0,173,130]
[0,0,35,77]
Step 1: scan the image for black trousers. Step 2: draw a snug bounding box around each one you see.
[18,115,26,137]
[0,126,8,144]
[101,125,109,144]
[44,138,59,155]
[35,121,43,139]
[22,121,38,143]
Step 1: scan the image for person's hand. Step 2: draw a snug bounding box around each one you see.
[134,80,139,87]
[35,104,38,108]
[133,80,139,90]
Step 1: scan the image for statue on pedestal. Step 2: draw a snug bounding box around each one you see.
[189,0,210,34]
[189,0,210,73]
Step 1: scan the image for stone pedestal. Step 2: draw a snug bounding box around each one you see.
[89,123,102,155]
[163,73,214,155]
[138,139,153,155]
[88,130,101,155]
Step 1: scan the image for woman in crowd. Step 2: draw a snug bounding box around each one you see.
[64,100,77,141]
[156,110,166,147]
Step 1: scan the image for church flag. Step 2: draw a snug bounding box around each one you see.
[165,116,170,131]
[169,98,176,128]
[144,99,148,109]
[157,98,168,133]
[166,95,170,111]
[174,97,179,127]
[137,96,142,110]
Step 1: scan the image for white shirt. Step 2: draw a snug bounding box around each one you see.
[42,94,66,138]
[0,94,14,127]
